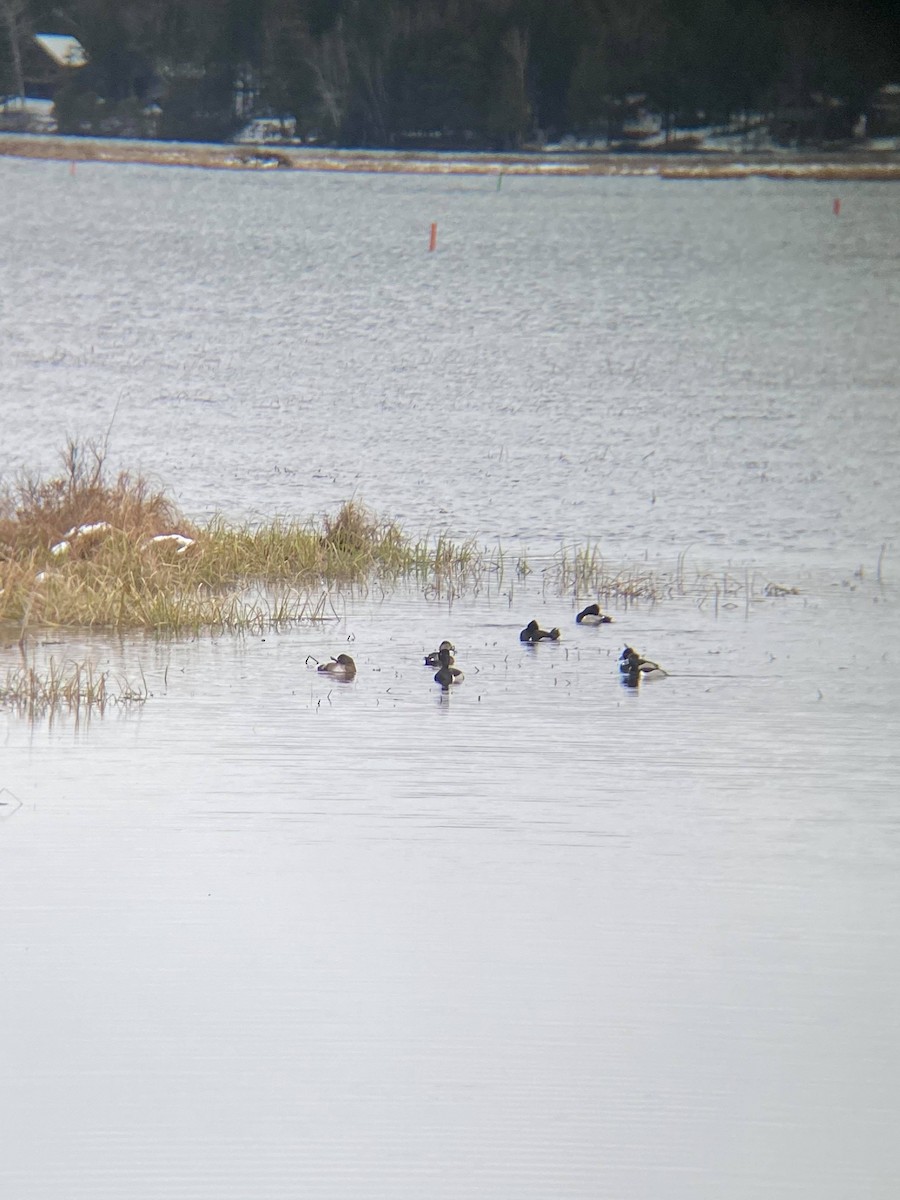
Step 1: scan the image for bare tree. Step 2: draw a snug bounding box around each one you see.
[307,18,351,138]
[1,0,27,102]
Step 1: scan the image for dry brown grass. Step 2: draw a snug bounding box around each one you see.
[1,442,803,640]
[0,438,187,558]
[2,135,898,181]
[0,655,147,718]
[0,443,480,634]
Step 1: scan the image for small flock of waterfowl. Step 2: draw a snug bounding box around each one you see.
[314,602,667,691]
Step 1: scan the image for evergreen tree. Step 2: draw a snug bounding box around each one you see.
[4,0,897,146]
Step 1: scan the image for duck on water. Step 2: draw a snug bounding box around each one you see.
[434,645,464,689]
[576,603,613,625]
[317,654,357,680]
[424,640,455,667]
[619,646,666,683]
[520,620,561,643]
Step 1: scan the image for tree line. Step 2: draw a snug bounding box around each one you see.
[3,0,899,147]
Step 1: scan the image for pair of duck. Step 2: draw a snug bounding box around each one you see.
[576,606,666,684]
[317,646,465,688]
[519,604,612,643]
[425,640,464,689]
[577,607,667,682]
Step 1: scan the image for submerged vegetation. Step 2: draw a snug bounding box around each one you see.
[0,656,148,719]
[551,542,773,613]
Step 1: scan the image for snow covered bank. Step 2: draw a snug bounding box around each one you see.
[1,133,899,180]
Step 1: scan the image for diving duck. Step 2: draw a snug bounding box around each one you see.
[317,653,357,680]
[619,646,666,678]
[424,640,455,667]
[520,620,561,643]
[434,646,464,689]
[576,603,613,625]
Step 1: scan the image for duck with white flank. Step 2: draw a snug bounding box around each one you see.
[576,603,613,625]
[520,620,561,643]
[619,646,667,684]
[434,645,464,689]
[424,640,455,667]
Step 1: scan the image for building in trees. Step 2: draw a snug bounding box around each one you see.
[0,29,86,130]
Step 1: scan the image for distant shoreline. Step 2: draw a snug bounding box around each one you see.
[2,133,899,180]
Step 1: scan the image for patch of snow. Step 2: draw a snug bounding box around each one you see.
[61,521,111,541]
[33,33,88,69]
[234,117,297,144]
[0,96,57,132]
[50,521,111,556]
[1,96,54,114]
[147,533,195,553]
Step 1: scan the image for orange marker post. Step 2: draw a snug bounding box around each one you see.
[833,198,841,216]
[429,222,437,252]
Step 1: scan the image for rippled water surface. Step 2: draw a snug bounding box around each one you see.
[1,158,899,1199]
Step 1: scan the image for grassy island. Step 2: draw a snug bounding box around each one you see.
[0,441,484,639]
[1,441,799,715]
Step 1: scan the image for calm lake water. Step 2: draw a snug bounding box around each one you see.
[1,156,899,1199]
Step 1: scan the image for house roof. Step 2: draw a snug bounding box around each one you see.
[33,34,88,68]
